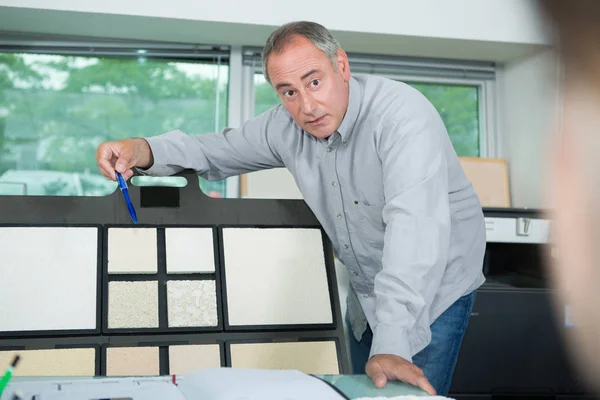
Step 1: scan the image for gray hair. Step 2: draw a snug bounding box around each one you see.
[261,21,341,85]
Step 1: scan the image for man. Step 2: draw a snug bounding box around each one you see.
[96,21,486,396]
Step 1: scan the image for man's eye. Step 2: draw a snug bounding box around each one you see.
[283,90,296,97]
[310,79,320,87]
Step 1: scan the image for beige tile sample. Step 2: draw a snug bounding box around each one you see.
[230,341,339,375]
[223,228,333,326]
[0,348,95,376]
[169,344,221,374]
[108,228,157,274]
[106,346,159,376]
[167,280,218,327]
[165,228,215,273]
[0,227,98,332]
[108,281,158,328]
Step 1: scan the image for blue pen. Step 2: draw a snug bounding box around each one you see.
[115,171,138,224]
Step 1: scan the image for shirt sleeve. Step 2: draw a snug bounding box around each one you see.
[139,107,286,180]
[369,107,452,362]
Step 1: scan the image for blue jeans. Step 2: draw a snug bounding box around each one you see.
[347,291,476,396]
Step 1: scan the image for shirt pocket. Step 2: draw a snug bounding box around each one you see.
[353,202,385,249]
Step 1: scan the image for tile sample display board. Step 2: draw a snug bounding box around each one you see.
[0,222,348,376]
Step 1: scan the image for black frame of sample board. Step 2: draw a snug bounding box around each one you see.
[218,225,339,332]
[0,223,103,339]
[224,336,345,373]
[100,338,226,376]
[0,341,102,376]
[102,224,224,335]
[0,170,352,375]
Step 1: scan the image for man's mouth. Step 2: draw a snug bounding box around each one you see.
[308,115,326,125]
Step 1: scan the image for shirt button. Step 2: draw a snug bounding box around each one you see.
[336,213,343,220]
[353,271,359,276]
[331,181,337,187]
[362,294,369,299]
[327,147,333,152]
[344,244,349,249]
[354,200,359,204]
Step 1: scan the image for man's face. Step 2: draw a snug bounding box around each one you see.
[266,36,351,139]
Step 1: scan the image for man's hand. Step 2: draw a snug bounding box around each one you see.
[95,138,154,181]
[366,354,436,395]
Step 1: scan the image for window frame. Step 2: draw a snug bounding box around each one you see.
[0,34,234,198]
[367,72,496,159]
[235,52,498,198]
[0,37,498,199]
[239,49,498,160]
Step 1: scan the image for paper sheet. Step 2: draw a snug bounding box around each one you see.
[1,377,183,400]
[178,368,347,400]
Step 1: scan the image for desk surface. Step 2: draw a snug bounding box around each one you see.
[318,375,428,398]
[6,374,430,399]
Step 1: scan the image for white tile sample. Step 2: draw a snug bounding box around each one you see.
[0,227,98,332]
[106,346,159,376]
[108,228,157,274]
[167,280,218,327]
[230,341,340,375]
[223,228,333,326]
[0,348,96,376]
[169,344,221,374]
[165,228,215,273]
[108,281,158,328]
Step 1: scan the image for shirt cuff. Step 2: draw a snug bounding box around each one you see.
[369,324,413,363]
[136,135,172,176]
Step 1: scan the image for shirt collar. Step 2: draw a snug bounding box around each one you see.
[336,76,361,142]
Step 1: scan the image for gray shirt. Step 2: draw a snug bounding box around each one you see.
[142,74,486,362]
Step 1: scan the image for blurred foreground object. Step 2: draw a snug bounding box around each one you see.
[539,0,600,392]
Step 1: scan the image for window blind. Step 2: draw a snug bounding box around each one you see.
[242,46,495,81]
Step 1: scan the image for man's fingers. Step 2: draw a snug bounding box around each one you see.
[115,151,134,174]
[391,365,436,396]
[95,141,138,180]
[96,144,120,180]
[415,376,437,396]
[121,169,135,181]
[366,360,388,388]
[99,162,115,180]
[367,355,437,395]
[97,156,117,181]
[373,373,387,389]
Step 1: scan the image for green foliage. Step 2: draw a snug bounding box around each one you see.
[0,53,228,196]
[254,77,279,116]
[0,53,480,198]
[409,83,479,157]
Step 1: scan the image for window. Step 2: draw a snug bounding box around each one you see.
[242,48,494,199]
[254,74,279,117]
[253,75,480,157]
[0,44,229,197]
[246,49,494,158]
[407,82,480,157]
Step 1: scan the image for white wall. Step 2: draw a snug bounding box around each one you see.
[0,0,550,45]
[0,0,551,62]
[496,50,560,209]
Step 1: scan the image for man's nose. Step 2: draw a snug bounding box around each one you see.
[301,93,317,114]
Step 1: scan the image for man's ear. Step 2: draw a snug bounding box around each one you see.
[336,48,351,81]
